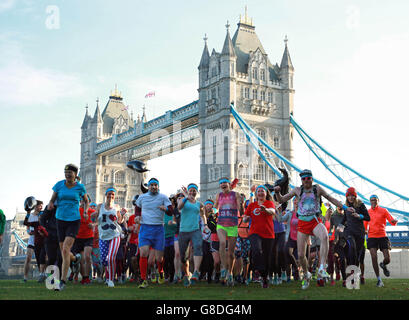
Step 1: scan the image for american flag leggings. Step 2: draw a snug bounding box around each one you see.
[99,237,121,281]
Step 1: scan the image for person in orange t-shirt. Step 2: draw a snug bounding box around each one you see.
[127,212,140,282]
[243,185,277,288]
[72,199,96,284]
[365,195,398,287]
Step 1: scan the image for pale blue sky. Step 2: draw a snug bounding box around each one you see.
[1,0,409,219]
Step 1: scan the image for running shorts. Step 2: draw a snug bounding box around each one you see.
[138,224,165,251]
[56,219,80,242]
[297,218,322,236]
[72,237,93,254]
[216,225,238,238]
[367,237,391,251]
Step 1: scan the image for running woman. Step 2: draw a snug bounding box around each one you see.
[365,195,398,287]
[135,177,173,289]
[234,194,250,285]
[243,185,277,288]
[95,188,125,288]
[274,169,355,289]
[177,183,209,286]
[338,187,370,286]
[48,164,88,291]
[214,177,243,286]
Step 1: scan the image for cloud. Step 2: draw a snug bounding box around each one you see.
[0,35,86,107]
[0,0,15,12]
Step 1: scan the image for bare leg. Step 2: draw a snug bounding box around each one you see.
[370,248,379,277]
[312,223,329,269]
[217,229,228,272]
[297,232,309,276]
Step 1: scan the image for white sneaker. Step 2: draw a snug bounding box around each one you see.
[376,279,384,287]
[301,272,312,290]
[107,280,115,288]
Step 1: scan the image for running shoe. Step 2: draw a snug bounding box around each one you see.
[190,271,200,284]
[107,280,115,288]
[54,280,65,291]
[301,272,312,290]
[37,273,47,283]
[360,275,365,285]
[272,274,278,285]
[183,275,191,287]
[172,275,180,284]
[286,276,291,283]
[252,271,261,283]
[245,276,252,286]
[281,272,287,282]
[317,268,330,280]
[72,254,81,274]
[220,269,227,281]
[379,262,390,277]
[138,280,149,289]
[227,274,234,287]
[158,272,165,284]
[376,279,384,287]
[151,273,158,283]
[336,272,341,281]
[68,273,74,282]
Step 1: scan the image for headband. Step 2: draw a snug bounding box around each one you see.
[370,194,379,200]
[105,188,116,195]
[147,179,159,186]
[188,184,198,191]
[204,200,214,206]
[90,202,97,207]
[256,185,268,193]
[219,178,230,185]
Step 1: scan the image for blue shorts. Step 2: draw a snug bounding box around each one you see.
[138,224,165,251]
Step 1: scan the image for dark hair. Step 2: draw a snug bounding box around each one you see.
[36,200,43,206]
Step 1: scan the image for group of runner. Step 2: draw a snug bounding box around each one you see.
[21,164,398,290]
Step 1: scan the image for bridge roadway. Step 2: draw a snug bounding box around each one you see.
[95,100,200,160]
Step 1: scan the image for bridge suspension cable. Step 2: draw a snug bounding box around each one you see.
[230,104,409,222]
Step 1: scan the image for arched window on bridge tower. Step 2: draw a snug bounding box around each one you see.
[114,171,125,185]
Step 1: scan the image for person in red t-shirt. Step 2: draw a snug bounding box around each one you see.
[365,195,398,287]
[127,212,140,282]
[243,185,277,288]
[72,199,96,284]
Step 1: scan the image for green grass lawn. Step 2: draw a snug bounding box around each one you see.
[1,278,409,300]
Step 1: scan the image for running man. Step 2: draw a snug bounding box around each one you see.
[365,195,398,287]
[214,177,244,286]
[135,177,173,289]
[274,169,356,289]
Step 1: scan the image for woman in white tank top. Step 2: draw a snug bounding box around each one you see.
[95,188,126,287]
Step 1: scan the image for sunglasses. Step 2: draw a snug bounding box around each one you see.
[301,177,312,181]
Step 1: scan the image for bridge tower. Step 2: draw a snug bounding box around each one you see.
[80,87,143,208]
[198,11,295,201]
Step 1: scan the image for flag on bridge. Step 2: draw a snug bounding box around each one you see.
[145,91,156,98]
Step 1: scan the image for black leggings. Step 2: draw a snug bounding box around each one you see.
[34,244,47,269]
[200,241,214,277]
[44,237,62,272]
[164,244,175,281]
[270,232,286,276]
[249,234,274,278]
